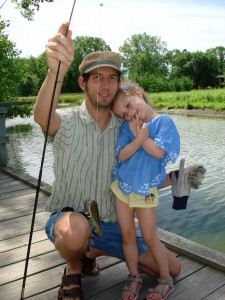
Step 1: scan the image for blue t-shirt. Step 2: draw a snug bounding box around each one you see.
[112,114,180,195]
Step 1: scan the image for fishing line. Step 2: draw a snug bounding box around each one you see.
[95,2,104,125]
[20,1,77,299]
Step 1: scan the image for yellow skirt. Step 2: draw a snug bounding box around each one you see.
[111,179,159,208]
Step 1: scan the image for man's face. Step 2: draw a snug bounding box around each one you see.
[85,67,120,109]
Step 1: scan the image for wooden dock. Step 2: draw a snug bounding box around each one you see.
[1,167,225,300]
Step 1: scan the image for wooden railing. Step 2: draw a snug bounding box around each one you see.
[0,101,32,167]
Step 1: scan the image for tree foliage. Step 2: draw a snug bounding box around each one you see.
[207,46,225,75]
[0,19,33,118]
[63,36,111,93]
[11,0,54,20]
[17,53,48,96]
[169,50,219,88]
[0,20,21,101]
[119,33,168,79]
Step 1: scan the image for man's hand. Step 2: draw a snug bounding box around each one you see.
[45,21,74,75]
[170,158,206,209]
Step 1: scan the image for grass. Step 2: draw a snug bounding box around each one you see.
[150,89,225,111]
[19,89,225,111]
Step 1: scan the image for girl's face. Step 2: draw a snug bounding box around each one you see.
[112,92,148,122]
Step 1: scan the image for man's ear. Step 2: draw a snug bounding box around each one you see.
[78,76,86,91]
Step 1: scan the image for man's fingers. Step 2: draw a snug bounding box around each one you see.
[57,21,70,36]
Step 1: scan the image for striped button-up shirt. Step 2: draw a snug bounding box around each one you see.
[45,101,122,222]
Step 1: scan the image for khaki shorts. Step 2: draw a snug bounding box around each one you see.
[111,179,159,208]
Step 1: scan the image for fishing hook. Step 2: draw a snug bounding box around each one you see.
[20,1,77,299]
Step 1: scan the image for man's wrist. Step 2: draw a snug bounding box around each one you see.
[48,69,65,83]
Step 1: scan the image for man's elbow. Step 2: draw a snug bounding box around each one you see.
[33,106,45,129]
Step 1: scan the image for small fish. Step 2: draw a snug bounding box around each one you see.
[88,200,102,236]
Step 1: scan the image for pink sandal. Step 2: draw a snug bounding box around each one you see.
[122,273,142,300]
[147,278,174,300]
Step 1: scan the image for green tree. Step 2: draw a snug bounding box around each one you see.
[10,0,54,20]
[119,33,168,80]
[169,50,219,89]
[0,19,21,101]
[0,19,32,118]
[207,46,225,75]
[17,53,48,96]
[63,36,111,93]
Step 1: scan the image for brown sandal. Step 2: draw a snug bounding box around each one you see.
[58,268,83,300]
[81,255,100,276]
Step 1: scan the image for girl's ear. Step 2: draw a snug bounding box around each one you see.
[135,91,143,98]
[78,76,86,91]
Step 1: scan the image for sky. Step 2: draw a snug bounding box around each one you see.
[1,0,225,57]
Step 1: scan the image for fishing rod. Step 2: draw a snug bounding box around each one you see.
[20,1,77,299]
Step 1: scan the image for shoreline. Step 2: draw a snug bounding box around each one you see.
[157,108,225,118]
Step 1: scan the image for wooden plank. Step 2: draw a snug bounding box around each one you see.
[175,255,204,279]
[1,179,26,189]
[0,239,55,268]
[0,229,47,253]
[0,187,37,201]
[0,210,49,231]
[158,228,225,272]
[0,193,47,213]
[1,166,52,195]
[0,201,46,221]
[86,256,205,300]
[0,251,63,285]
[204,284,225,299]
[170,266,225,299]
[0,172,8,180]
[0,177,16,184]
[0,257,122,300]
[23,256,122,300]
[0,211,50,240]
[1,168,225,300]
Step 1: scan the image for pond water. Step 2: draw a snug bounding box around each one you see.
[5,112,225,254]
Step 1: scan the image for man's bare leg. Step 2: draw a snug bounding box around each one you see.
[88,244,181,278]
[138,247,181,278]
[54,212,90,299]
[54,212,90,273]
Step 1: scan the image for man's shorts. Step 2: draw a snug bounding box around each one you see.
[110,179,159,208]
[45,210,149,260]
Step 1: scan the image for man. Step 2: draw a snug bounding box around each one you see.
[34,22,204,300]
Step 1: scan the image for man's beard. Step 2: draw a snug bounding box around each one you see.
[86,86,114,110]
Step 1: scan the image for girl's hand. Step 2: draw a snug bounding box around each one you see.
[129,115,148,143]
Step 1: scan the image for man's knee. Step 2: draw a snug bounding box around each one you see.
[54,212,90,251]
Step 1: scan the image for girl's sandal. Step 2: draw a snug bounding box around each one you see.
[147,277,174,300]
[122,273,142,300]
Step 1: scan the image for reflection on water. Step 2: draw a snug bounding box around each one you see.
[5,113,225,254]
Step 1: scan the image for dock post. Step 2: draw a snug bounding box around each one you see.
[0,105,9,167]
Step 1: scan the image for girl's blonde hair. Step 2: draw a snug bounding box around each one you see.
[115,81,152,105]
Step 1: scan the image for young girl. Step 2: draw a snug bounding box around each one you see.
[110,82,180,300]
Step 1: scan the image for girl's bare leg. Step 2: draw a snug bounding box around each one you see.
[116,198,140,300]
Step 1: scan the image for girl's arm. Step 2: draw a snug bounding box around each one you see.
[142,138,165,159]
[118,135,145,161]
[118,121,149,161]
[129,116,165,159]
